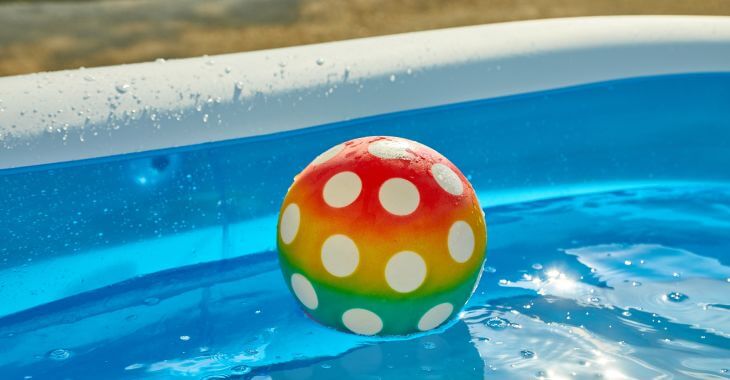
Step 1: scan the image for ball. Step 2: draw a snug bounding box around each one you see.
[277,136,487,336]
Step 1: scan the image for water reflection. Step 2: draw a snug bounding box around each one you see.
[252,322,483,379]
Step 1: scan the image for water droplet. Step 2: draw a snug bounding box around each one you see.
[588,297,600,303]
[225,67,232,74]
[179,335,191,341]
[721,368,729,374]
[664,292,688,303]
[406,68,413,75]
[47,348,71,361]
[486,317,509,330]
[115,84,130,94]
[389,74,396,82]
[230,365,252,376]
[203,114,209,123]
[155,58,166,63]
[320,363,332,369]
[631,281,642,287]
[520,349,535,359]
[498,279,508,285]
[316,58,325,66]
[621,311,632,317]
[672,272,681,278]
[624,260,632,266]
[484,266,496,274]
[423,341,437,350]
[531,263,543,270]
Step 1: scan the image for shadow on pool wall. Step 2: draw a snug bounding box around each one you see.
[1,73,729,316]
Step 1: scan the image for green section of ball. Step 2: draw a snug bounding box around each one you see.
[280,258,481,336]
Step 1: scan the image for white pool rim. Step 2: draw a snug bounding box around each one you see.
[1,15,730,170]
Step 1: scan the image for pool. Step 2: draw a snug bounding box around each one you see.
[1,16,730,380]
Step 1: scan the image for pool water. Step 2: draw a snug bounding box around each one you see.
[1,185,729,379]
[1,73,729,379]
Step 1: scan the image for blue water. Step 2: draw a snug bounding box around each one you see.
[1,73,730,379]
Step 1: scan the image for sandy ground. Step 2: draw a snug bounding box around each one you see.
[1,0,729,77]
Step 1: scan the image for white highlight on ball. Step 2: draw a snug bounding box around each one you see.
[279,203,300,244]
[342,308,383,335]
[368,139,413,160]
[430,163,463,195]
[418,303,454,331]
[291,273,318,310]
[385,251,427,293]
[448,220,475,263]
[311,143,344,165]
[378,178,419,216]
[323,171,362,208]
[321,234,360,277]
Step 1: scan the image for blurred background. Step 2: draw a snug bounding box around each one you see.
[1,0,729,77]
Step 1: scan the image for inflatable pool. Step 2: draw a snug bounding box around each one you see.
[1,16,729,379]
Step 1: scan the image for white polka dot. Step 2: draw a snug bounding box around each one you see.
[418,303,454,331]
[279,203,300,244]
[321,234,359,277]
[291,273,318,310]
[311,143,344,165]
[448,221,475,263]
[378,178,419,216]
[368,139,413,160]
[430,163,463,195]
[342,308,383,335]
[323,171,362,208]
[385,251,427,293]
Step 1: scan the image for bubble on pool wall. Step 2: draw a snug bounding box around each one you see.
[276,136,488,336]
[46,348,72,361]
[127,154,181,186]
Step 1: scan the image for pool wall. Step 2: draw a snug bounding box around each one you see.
[1,16,730,169]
